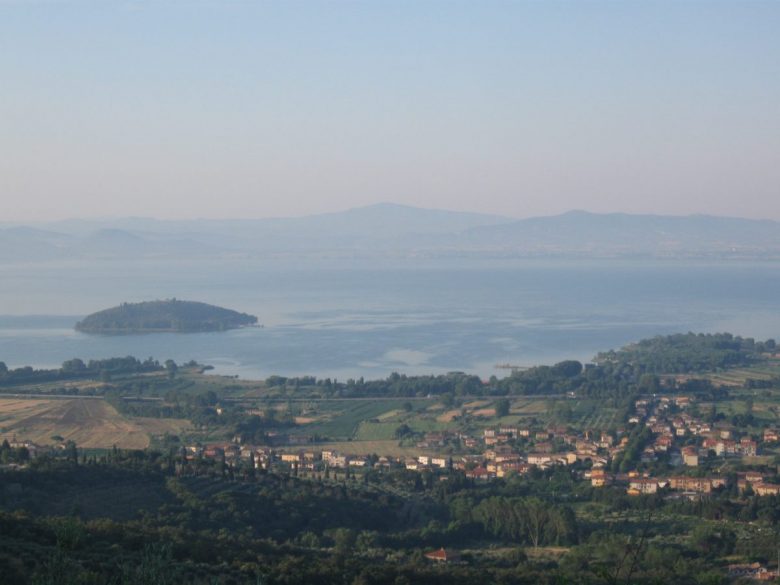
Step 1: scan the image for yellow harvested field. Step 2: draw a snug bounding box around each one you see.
[377,409,403,421]
[463,400,491,408]
[0,398,190,449]
[294,416,318,424]
[472,408,496,417]
[437,409,462,422]
[0,398,53,416]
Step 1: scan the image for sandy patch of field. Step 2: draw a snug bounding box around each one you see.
[0,398,188,449]
[436,409,462,423]
[294,416,318,424]
[0,399,53,419]
[472,408,496,417]
[377,409,403,421]
[463,400,490,409]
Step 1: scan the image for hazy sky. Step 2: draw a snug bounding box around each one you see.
[1,1,779,221]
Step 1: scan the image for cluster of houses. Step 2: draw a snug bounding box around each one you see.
[727,562,777,581]
[631,395,762,465]
[180,393,780,496]
[1,438,42,457]
[9,389,780,506]
[588,471,729,496]
[583,395,780,498]
[183,443,392,472]
[0,437,73,465]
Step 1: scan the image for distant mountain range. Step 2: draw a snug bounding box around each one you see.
[2,203,780,261]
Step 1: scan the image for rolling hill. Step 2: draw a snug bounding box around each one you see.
[75,300,258,334]
[3,204,780,260]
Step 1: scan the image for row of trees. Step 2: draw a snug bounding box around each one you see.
[466,496,577,548]
[0,356,164,387]
[262,335,761,403]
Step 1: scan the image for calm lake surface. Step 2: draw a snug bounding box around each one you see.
[1,258,779,380]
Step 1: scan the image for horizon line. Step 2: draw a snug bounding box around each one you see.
[1,202,778,225]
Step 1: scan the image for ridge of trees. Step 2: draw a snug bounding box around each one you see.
[75,299,257,333]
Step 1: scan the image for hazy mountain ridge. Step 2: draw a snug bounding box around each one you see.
[2,204,780,261]
[461,210,780,256]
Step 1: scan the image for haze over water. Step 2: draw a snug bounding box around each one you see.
[1,258,778,381]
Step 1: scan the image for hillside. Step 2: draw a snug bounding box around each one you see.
[3,205,780,261]
[75,299,258,333]
[461,210,780,257]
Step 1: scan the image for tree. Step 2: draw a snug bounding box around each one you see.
[638,374,660,394]
[65,441,78,464]
[165,359,178,380]
[355,530,378,551]
[298,531,321,548]
[61,359,86,373]
[395,424,413,439]
[248,452,256,480]
[690,525,736,558]
[552,360,583,378]
[327,528,356,553]
[523,497,549,550]
[495,398,511,418]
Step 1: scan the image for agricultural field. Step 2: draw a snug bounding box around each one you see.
[293,399,413,440]
[279,394,574,450]
[353,421,401,440]
[704,358,780,387]
[566,399,622,429]
[0,397,190,449]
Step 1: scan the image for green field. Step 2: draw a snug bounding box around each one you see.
[297,399,412,440]
[706,360,780,387]
[354,421,400,440]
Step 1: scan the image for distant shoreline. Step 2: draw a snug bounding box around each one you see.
[75,323,262,335]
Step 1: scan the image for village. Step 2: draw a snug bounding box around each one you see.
[146,392,780,505]
[5,376,780,581]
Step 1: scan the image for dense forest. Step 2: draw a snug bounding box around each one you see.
[595,332,774,374]
[75,299,258,333]
[0,452,745,585]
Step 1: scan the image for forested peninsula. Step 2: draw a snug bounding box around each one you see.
[75,299,257,333]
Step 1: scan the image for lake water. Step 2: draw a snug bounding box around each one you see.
[1,258,779,380]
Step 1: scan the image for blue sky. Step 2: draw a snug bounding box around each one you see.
[1,1,779,220]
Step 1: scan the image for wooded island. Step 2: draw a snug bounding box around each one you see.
[75,299,258,333]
